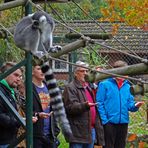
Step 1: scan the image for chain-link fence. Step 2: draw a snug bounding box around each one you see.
[53,20,148,148]
[0,1,147,147]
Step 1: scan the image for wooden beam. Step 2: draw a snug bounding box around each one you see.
[0,0,70,11]
[65,33,112,40]
[85,63,148,82]
[32,0,70,2]
[0,27,15,38]
[32,38,92,67]
[41,39,87,61]
[130,83,148,95]
[0,0,26,11]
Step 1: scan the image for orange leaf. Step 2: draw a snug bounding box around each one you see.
[128,134,137,142]
[139,141,145,148]
[111,24,119,36]
[130,145,134,148]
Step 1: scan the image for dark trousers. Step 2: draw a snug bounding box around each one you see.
[33,137,57,148]
[103,123,128,148]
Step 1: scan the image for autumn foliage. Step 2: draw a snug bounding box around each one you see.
[99,0,148,30]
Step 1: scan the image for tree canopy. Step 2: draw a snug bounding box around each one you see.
[100,0,148,30]
[0,0,147,62]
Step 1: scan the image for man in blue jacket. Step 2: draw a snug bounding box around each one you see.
[96,60,144,148]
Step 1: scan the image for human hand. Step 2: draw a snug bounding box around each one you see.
[39,111,53,119]
[22,116,38,123]
[32,116,38,123]
[87,102,99,107]
[135,101,144,108]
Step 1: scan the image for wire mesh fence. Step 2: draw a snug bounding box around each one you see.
[54,63,148,148]
[0,1,147,147]
[52,20,148,148]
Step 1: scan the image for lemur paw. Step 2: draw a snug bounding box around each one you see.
[33,51,46,59]
[50,45,62,53]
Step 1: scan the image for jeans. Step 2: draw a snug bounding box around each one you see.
[70,128,96,148]
[0,145,9,148]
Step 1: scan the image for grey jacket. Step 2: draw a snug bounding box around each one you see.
[63,78,105,146]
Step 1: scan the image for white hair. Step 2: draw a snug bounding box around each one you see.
[73,61,89,72]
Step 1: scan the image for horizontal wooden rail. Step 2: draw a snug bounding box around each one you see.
[0,0,26,11]
[86,63,148,83]
[0,0,71,11]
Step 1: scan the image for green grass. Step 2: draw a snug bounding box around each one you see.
[58,132,69,148]
[128,98,148,135]
[58,96,148,147]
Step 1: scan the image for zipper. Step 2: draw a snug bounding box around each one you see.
[119,89,121,123]
[119,82,125,123]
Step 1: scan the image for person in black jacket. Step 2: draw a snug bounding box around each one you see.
[32,64,60,148]
[0,62,23,147]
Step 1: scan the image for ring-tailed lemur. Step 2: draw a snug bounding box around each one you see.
[41,62,72,137]
[14,11,61,58]
[14,11,72,137]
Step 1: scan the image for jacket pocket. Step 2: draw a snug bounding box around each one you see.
[72,120,88,138]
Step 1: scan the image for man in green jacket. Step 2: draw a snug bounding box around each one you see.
[0,62,22,147]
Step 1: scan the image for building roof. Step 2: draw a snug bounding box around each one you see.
[54,20,148,52]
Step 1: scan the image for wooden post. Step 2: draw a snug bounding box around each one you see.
[65,33,112,40]
[41,39,87,61]
[0,0,26,11]
[85,63,148,83]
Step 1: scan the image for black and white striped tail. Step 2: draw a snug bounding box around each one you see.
[41,62,72,137]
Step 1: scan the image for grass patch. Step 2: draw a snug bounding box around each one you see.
[58,132,69,148]
[58,96,148,147]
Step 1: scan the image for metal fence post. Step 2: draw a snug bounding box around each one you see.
[25,52,33,148]
[25,3,33,148]
[69,51,77,82]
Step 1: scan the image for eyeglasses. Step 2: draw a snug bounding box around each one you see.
[78,70,88,73]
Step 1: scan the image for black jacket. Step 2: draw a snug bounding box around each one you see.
[0,83,20,145]
[32,83,60,143]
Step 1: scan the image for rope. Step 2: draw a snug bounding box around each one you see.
[40,54,148,84]
[47,3,71,30]
[71,0,145,61]
[1,1,147,84]
[88,45,113,68]
[92,40,148,64]
[29,0,148,64]
[0,23,13,37]
[1,1,147,64]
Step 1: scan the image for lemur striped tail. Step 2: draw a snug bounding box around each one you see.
[41,62,72,137]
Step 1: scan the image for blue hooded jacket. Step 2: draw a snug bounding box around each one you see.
[96,78,138,125]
